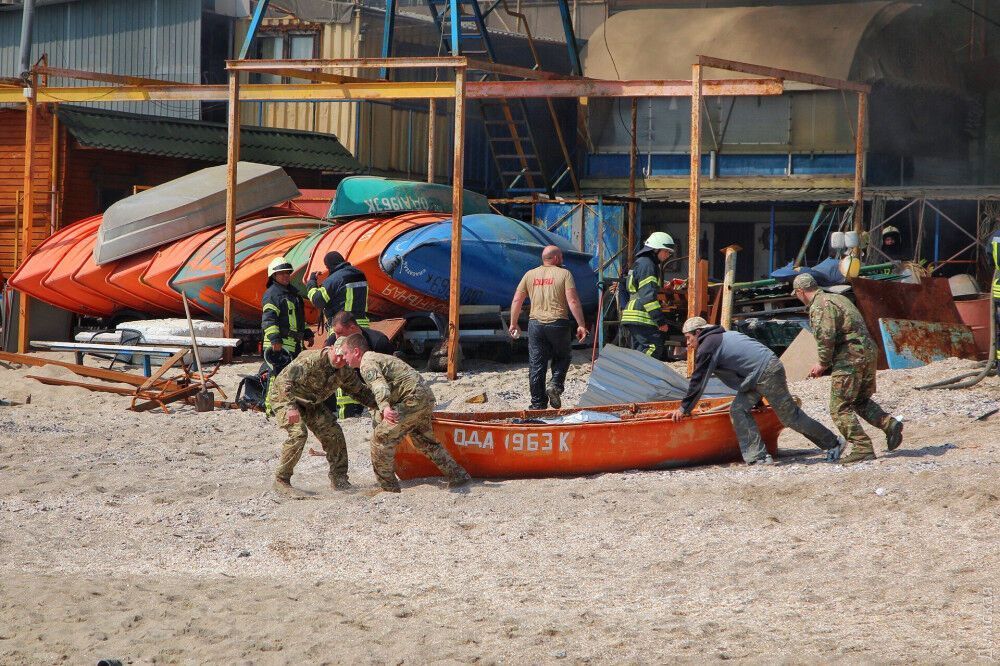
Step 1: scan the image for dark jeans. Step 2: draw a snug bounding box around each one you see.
[623,324,664,359]
[528,319,573,409]
[730,358,840,463]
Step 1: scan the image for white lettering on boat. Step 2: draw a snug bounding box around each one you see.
[452,428,493,449]
[498,431,570,453]
[364,194,444,213]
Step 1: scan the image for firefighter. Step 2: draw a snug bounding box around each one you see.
[621,232,674,358]
[307,251,372,418]
[261,255,313,412]
[881,225,906,261]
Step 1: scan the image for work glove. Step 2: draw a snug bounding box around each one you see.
[303,328,315,344]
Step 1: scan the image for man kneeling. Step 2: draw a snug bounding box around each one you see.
[337,334,472,493]
[669,317,845,465]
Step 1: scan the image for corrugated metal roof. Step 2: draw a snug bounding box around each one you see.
[577,344,734,407]
[0,0,202,118]
[580,185,1000,204]
[57,106,364,174]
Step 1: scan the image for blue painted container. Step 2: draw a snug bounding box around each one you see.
[380,214,599,312]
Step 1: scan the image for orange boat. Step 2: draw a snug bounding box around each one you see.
[43,229,121,316]
[72,244,165,315]
[8,216,108,316]
[221,232,311,314]
[394,397,782,479]
[298,212,449,317]
[139,227,220,315]
[107,252,186,315]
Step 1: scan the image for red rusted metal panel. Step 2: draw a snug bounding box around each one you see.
[849,277,963,369]
[878,318,980,369]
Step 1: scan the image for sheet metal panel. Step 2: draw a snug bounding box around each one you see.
[0,0,202,118]
[878,318,980,369]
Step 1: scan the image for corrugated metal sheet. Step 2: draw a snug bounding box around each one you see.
[0,0,202,118]
[577,344,734,407]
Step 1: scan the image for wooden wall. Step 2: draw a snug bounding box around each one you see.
[0,108,55,277]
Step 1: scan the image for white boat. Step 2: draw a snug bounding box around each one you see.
[93,162,300,265]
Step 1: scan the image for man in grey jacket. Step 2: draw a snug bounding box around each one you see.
[669,317,844,465]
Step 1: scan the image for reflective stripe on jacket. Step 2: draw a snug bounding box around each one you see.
[308,262,370,325]
[621,249,665,327]
[262,282,307,354]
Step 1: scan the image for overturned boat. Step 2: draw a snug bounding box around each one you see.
[329,176,491,218]
[94,162,300,265]
[395,397,782,479]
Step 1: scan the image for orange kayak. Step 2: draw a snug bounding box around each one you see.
[395,397,782,479]
[222,232,311,314]
[299,212,449,317]
[8,216,109,316]
[43,229,120,316]
[107,252,185,315]
[139,227,220,315]
[72,244,165,315]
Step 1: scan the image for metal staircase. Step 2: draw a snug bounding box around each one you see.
[423,0,578,196]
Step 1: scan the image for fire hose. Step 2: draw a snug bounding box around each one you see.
[915,283,997,391]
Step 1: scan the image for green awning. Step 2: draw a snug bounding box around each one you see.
[57,106,363,174]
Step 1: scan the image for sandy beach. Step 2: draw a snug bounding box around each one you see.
[1,352,999,663]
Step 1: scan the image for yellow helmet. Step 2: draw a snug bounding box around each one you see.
[267,256,293,277]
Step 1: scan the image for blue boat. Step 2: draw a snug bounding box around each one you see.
[379,214,599,311]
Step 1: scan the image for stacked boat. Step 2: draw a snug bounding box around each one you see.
[9,168,599,324]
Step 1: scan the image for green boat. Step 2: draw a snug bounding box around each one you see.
[328,176,491,218]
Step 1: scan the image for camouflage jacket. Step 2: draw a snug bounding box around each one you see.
[358,351,431,411]
[269,348,377,412]
[807,292,876,370]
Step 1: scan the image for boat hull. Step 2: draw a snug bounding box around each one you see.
[395,398,782,479]
[329,176,490,218]
[381,213,599,312]
[8,216,109,316]
[297,212,449,317]
[222,233,312,315]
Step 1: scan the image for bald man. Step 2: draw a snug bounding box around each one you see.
[509,245,588,409]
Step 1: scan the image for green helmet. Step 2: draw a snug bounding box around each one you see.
[645,232,676,251]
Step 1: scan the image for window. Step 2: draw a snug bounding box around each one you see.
[251,31,319,83]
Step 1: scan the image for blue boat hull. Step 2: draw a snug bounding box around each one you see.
[380,214,599,311]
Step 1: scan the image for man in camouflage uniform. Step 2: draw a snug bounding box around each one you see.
[267,345,378,496]
[793,273,904,464]
[338,334,471,493]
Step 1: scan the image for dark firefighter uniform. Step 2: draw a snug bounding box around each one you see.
[307,251,372,417]
[621,237,672,358]
[261,256,313,413]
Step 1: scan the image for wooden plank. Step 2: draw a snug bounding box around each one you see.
[131,385,202,413]
[370,318,406,342]
[30,341,185,355]
[26,375,138,395]
[138,349,189,392]
[0,351,153,387]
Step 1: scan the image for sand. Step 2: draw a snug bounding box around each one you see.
[1,351,999,664]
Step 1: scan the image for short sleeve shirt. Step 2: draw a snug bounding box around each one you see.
[515,265,575,323]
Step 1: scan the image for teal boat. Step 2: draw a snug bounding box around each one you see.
[328,176,491,218]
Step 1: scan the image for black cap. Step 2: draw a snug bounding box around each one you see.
[324,251,345,271]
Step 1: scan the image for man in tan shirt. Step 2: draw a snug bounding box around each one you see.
[509,245,588,409]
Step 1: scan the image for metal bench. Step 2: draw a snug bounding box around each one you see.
[30,341,187,377]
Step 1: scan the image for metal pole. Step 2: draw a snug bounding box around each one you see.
[446,66,466,380]
[427,98,436,183]
[17,0,35,79]
[720,244,741,331]
[223,71,241,362]
[686,63,702,375]
[768,204,776,275]
[17,75,37,354]
[853,91,866,243]
[628,97,637,266]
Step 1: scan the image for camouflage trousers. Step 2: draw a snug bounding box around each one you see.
[830,348,891,453]
[731,358,840,463]
[274,402,348,482]
[370,387,469,491]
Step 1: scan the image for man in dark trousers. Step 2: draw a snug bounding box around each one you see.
[261,255,313,412]
[509,245,588,410]
[621,232,674,358]
[669,316,845,465]
[307,251,370,327]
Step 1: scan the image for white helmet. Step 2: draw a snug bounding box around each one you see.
[267,256,293,277]
[645,232,675,251]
